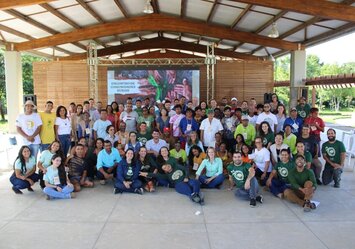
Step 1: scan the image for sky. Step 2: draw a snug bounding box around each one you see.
[306,32,355,65]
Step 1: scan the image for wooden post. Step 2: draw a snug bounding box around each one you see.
[312,86,316,107]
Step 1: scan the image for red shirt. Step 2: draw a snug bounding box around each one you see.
[304,116,325,140]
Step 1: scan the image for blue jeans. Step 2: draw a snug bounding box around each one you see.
[269,178,289,196]
[199,174,225,188]
[175,179,200,197]
[28,144,40,161]
[10,173,39,190]
[235,177,259,200]
[157,178,175,188]
[114,179,142,193]
[96,166,116,180]
[40,143,50,152]
[58,134,71,156]
[43,184,74,199]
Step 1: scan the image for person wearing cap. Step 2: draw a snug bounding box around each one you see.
[256,102,278,133]
[284,154,317,212]
[283,124,297,155]
[235,115,256,147]
[200,109,223,150]
[296,97,311,120]
[39,100,56,151]
[16,100,43,160]
[304,107,325,144]
[230,97,238,113]
[283,107,303,137]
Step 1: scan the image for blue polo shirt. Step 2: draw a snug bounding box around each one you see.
[96,148,122,170]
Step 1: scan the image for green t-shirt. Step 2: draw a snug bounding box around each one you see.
[227,162,251,188]
[287,167,317,190]
[274,161,295,183]
[148,164,187,184]
[262,132,275,146]
[137,132,152,146]
[296,104,310,119]
[293,151,312,164]
[322,140,346,167]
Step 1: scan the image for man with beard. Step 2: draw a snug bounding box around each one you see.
[321,129,346,188]
[284,155,317,212]
[227,151,263,207]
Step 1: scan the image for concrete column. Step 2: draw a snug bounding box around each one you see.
[4,51,23,133]
[290,50,306,109]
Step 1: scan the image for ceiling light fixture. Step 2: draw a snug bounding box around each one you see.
[143,0,154,14]
[268,22,279,38]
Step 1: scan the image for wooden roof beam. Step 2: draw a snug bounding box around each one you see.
[14,14,300,51]
[60,37,260,61]
[234,10,287,51]
[76,0,104,24]
[113,0,128,18]
[233,0,355,22]
[206,0,218,23]
[231,4,252,29]
[0,0,55,10]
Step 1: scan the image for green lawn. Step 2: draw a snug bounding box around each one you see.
[320,110,354,127]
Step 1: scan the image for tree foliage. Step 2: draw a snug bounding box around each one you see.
[274,54,355,111]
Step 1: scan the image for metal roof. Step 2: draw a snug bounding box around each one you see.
[0,0,354,60]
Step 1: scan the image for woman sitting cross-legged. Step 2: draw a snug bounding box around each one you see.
[140,163,204,205]
[43,154,75,200]
[114,148,143,194]
[10,146,39,194]
[137,146,157,192]
[195,147,225,188]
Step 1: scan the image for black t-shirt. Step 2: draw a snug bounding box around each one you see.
[297,135,318,157]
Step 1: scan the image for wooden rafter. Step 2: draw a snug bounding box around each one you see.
[231,4,252,29]
[151,0,160,14]
[0,23,72,55]
[232,0,355,22]
[113,0,128,18]
[76,0,104,24]
[60,37,260,61]
[233,10,287,51]
[40,3,102,50]
[0,0,54,10]
[4,9,86,51]
[0,30,6,42]
[180,0,186,18]
[206,0,218,23]
[14,14,300,51]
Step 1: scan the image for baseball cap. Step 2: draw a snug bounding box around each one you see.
[231,97,238,101]
[290,107,297,111]
[241,115,249,120]
[207,109,215,114]
[24,100,37,109]
[163,127,170,132]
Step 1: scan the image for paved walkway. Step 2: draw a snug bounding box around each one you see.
[0,160,355,249]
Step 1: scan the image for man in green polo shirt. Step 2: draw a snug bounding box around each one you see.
[322,128,346,188]
[227,151,263,207]
[284,154,317,212]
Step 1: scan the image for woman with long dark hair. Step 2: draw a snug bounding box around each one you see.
[37,140,64,189]
[10,146,39,194]
[43,154,75,200]
[114,148,143,194]
[55,105,72,156]
[258,121,275,150]
[137,146,157,192]
[84,138,104,179]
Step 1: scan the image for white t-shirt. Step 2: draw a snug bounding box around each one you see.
[16,113,43,145]
[200,118,223,147]
[93,119,112,139]
[249,147,271,172]
[55,117,71,135]
[256,112,278,132]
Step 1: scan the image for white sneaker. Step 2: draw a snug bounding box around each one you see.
[100,180,106,185]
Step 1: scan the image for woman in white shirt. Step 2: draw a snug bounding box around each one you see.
[269,133,289,166]
[55,105,72,156]
[249,137,271,186]
[10,146,39,194]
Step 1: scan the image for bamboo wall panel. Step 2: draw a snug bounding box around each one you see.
[34,60,273,110]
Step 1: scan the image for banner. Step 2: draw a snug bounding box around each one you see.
[107,68,200,105]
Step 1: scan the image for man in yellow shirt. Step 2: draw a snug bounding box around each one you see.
[234,115,256,147]
[39,101,56,151]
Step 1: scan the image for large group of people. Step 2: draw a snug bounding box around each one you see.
[11,95,346,211]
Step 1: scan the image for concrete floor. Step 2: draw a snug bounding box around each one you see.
[1,161,355,249]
